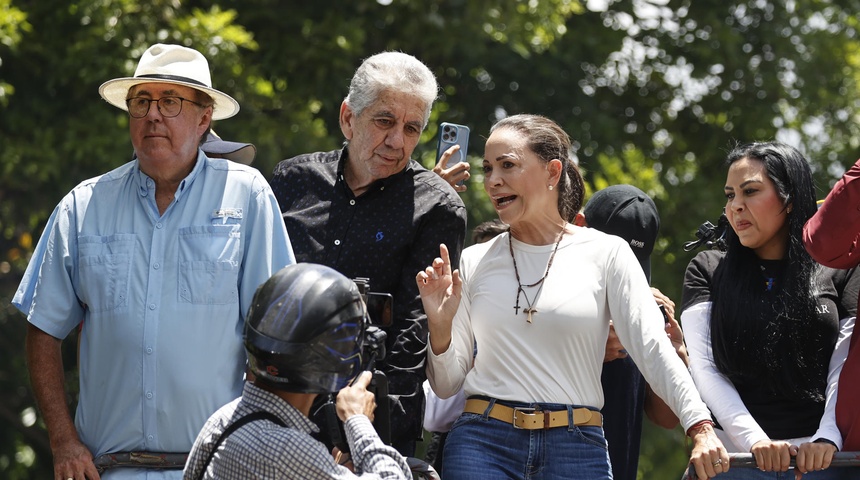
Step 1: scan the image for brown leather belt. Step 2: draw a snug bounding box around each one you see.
[93,452,189,473]
[463,399,602,430]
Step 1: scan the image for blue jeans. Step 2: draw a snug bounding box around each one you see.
[442,397,612,480]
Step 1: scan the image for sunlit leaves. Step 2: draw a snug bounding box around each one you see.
[483,0,585,56]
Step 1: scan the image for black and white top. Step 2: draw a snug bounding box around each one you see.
[681,249,857,451]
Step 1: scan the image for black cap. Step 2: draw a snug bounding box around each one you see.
[583,185,660,281]
[201,130,256,165]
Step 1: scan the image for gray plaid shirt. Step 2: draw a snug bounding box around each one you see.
[184,382,411,479]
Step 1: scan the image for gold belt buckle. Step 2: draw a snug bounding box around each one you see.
[512,406,540,429]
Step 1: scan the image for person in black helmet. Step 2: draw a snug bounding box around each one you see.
[183,263,411,479]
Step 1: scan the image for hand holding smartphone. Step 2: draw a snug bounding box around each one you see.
[435,122,471,190]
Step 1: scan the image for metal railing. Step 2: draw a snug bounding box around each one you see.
[683,452,860,479]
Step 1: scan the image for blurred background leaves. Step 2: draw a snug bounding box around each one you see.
[3,0,860,477]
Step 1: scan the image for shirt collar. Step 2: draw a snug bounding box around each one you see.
[134,149,207,200]
[336,146,413,195]
[242,382,320,434]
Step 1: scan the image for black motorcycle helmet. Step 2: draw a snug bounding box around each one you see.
[244,263,369,393]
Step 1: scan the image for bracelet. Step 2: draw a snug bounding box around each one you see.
[813,438,839,451]
[686,419,714,438]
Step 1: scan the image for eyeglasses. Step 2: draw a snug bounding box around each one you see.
[125,96,207,118]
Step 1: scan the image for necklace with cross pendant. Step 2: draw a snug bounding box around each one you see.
[524,307,537,324]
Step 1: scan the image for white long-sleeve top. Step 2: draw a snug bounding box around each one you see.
[426,227,712,431]
[683,302,853,452]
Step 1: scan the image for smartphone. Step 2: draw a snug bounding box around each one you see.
[436,122,470,174]
[659,304,670,326]
[365,291,393,327]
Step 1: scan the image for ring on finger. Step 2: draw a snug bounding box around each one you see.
[712,459,722,467]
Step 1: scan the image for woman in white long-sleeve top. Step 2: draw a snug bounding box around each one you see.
[416,114,728,480]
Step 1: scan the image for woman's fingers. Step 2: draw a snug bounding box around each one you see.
[439,243,451,269]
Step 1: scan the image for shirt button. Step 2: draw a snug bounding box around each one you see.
[147,435,154,442]
[145,392,153,399]
[156,223,163,229]
[146,347,153,354]
[334,239,341,246]
[380,186,385,191]
[149,304,156,310]
[153,263,160,270]
[349,200,356,206]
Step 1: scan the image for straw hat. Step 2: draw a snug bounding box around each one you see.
[99,43,239,120]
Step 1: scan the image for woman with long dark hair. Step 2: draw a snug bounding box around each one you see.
[417,114,728,479]
[682,141,856,478]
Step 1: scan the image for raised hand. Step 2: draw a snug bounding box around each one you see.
[336,371,376,422]
[415,243,462,355]
[433,145,471,192]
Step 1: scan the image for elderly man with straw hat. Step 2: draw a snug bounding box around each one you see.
[13,43,294,479]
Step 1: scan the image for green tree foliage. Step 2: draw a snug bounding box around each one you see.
[2,0,860,477]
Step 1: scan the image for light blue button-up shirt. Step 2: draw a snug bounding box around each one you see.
[13,151,294,479]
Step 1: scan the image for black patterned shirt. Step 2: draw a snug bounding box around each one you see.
[270,148,467,448]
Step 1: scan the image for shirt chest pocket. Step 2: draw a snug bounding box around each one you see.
[178,224,241,305]
[78,234,135,312]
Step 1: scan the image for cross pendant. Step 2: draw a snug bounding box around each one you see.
[514,304,521,314]
[524,307,536,323]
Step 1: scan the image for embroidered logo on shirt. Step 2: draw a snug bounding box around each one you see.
[212,208,243,219]
[375,231,384,242]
